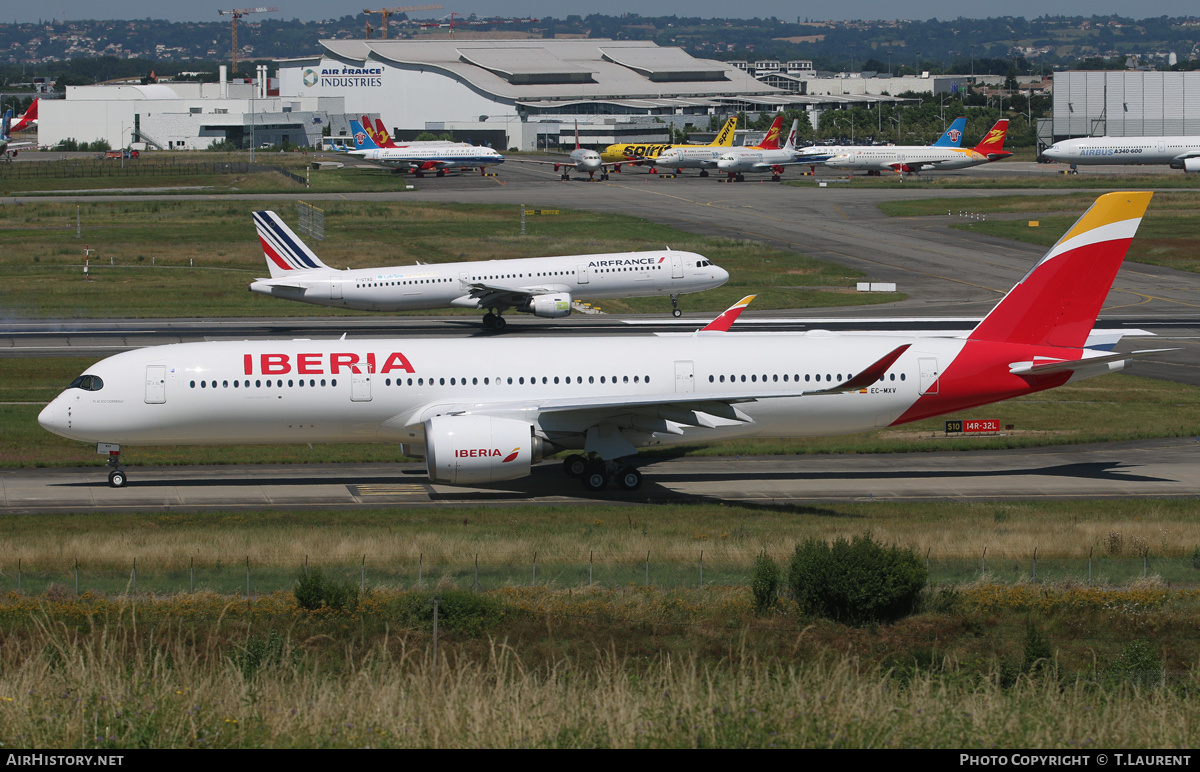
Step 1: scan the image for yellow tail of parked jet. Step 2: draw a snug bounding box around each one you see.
[600,116,738,165]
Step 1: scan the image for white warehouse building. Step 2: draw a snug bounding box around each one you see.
[39,66,345,150]
[276,38,894,150]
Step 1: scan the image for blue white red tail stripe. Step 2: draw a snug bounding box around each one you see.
[252,211,328,275]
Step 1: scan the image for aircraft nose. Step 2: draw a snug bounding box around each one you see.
[38,398,68,437]
[1043,147,1064,160]
[713,265,730,284]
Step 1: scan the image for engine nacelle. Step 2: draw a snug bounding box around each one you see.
[424,415,544,485]
[526,293,572,318]
[1182,157,1200,173]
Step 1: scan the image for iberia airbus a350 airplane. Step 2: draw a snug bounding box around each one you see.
[40,193,1168,491]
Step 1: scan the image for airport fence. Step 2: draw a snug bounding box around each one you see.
[0,159,302,181]
[0,551,1197,597]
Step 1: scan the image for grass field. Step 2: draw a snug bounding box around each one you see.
[879,191,1200,273]
[1,498,1199,747]
[786,170,1200,191]
[0,199,898,318]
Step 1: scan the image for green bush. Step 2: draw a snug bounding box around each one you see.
[787,532,927,626]
[1107,640,1162,688]
[293,568,359,611]
[1022,621,1054,673]
[390,590,505,636]
[750,554,780,614]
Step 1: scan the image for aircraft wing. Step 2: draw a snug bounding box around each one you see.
[395,345,912,455]
[457,281,565,307]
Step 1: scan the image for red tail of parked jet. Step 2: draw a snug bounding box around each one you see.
[971,119,1011,161]
[9,98,38,134]
[371,118,400,148]
[754,116,785,150]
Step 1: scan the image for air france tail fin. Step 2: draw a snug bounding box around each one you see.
[252,210,333,279]
[972,119,1011,159]
[931,116,967,147]
[756,116,784,150]
[970,191,1152,349]
[349,120,381,151]
[708,116,737,147]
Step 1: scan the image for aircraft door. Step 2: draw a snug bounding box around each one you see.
[351,372,372,402]
[671,254,683,279]
[674,361,694,394]
[918,357,940,395]
[330,282,342,300]
[576,264,589,284]
[144,365,166,404]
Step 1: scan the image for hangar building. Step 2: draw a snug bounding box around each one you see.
[1051,70,1200,140]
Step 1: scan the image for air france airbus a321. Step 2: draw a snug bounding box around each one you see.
[248,211,729,327]
[41,192,1170,492]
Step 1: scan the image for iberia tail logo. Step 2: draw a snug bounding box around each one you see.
[502,447,521,463]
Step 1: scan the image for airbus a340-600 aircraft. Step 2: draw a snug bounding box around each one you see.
[1042,135,1200,172]
[248,211,729,327]
[41,193,1168,492]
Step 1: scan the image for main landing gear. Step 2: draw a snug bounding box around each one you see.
[481,310,507,330]
[699,170,709,177]
[670,294,682,318]
[562,454,643,492]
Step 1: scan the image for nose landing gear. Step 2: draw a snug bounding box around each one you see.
[101,444,127,487]
[670,294,682,318]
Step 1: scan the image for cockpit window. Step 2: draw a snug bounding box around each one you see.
[68,374,104,391]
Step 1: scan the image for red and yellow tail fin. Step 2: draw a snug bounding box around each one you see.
[756,117,784,150]
[971,191,1152,349]
[972,119,1010,157]
[699,295,755,333]
[373,118,395,147]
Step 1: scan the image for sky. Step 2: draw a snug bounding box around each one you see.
[9,1,1200,24]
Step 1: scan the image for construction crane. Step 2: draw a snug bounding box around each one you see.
[217,7,279,76]
[363,4,442,40]
[418,12,537,37]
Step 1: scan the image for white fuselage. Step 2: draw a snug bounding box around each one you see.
[568,147,603,172]
[249,251,728,312]
[349,144,505,170]
[37,333,963,451]
[655,146,726,169]
[1042,136,1200,169]
[822,147,988,171]
[716,148,796,173]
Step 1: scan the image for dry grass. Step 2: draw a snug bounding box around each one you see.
[0,589,1198,748]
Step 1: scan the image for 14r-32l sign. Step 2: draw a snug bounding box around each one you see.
[945,419,1001,433]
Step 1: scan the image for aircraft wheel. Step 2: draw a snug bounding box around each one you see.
[582,467,608,492]
[482,314,496,329]
[436,170,445,177]
[616,468,643,491]
[561,173,570,181]
[108,469,127,488]
[600,173,609,180]
[562,454,588,478]
[492,316,507,331]
[737,174,745,182]
[772,174,781,182]
[699,170,709,177]
[672,309,682,318]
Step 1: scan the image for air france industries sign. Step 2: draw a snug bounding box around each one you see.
[304,66,383,89]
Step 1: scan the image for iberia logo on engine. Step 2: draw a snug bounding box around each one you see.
[456,447,521,463]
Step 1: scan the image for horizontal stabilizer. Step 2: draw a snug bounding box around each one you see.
[1008,348,1178,376]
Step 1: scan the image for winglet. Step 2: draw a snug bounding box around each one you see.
[809,344,911,394]
[699,295,756,333]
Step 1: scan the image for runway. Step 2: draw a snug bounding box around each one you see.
[2,438,1196,513]
[3,158,1199,510]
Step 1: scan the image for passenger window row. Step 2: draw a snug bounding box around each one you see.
[708,372,906,384]
[191,379,339,389]
[384,374,652,386]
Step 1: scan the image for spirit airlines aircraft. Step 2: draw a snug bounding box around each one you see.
[347,119,504,177]
[633,116,740,177]
[1042,135,1200,172]
[821,119,1012,174]
[599,115,740,171]
[791,116,969,168]
[714,118,802,181]
[248,211,729,327]
[41,192,1168,492]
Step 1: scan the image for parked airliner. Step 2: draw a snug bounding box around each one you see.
[1042,135,1200,172]
[347,119,504,177]
[790,116,969,168]
[248,211,729,327]
[40,193,1167,492]
[821,119,1012,174]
